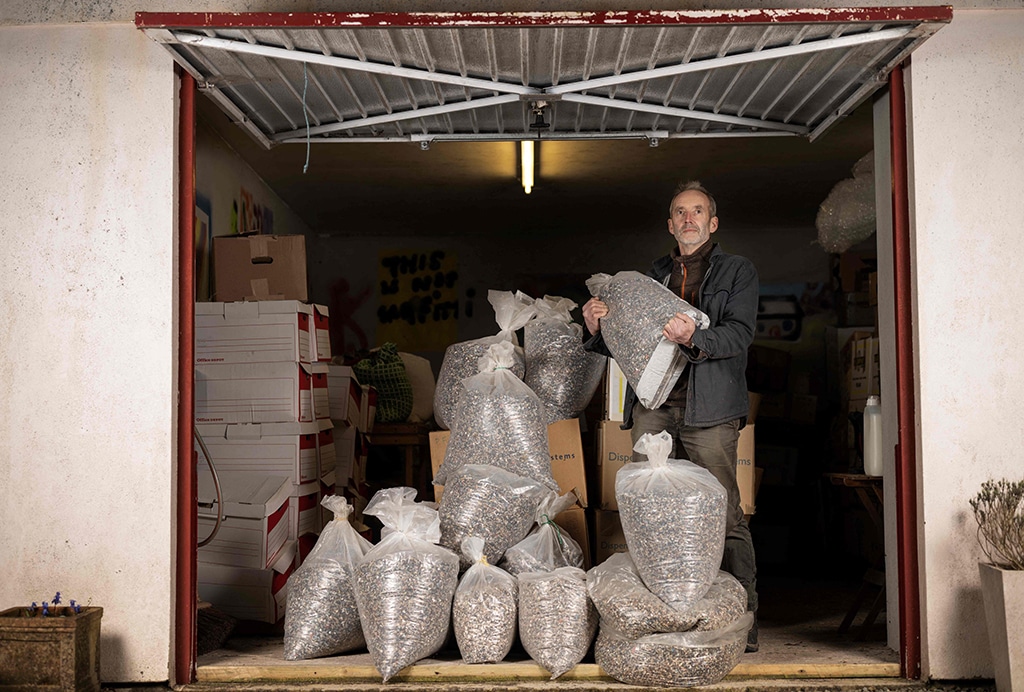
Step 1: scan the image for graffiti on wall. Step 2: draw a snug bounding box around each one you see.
[236,186,274,235]
[329,277,372,360]
[376,250,459,351]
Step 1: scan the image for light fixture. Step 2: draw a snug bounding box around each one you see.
[520,140,535,195]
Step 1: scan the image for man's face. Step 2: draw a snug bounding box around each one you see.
[667,189,718,254]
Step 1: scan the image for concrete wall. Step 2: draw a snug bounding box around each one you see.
[0,23,176,683]
[906,9,1024,681]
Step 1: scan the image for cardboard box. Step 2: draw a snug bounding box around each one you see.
[327,365,362,429]
[850,336,877,399]
[197,471,292,570]
[427,418,587,506]
[198,542,295,624]
[311,304,331,362]
[213,234,308,302]
[290,480,321,539]
[605,359,628,422]
[593,509,628,565]
[195,362,328,424]
[317,420,335,477]
[195,300,313,365]
[310,363,330,421]
[554,505,591,570]
[195,421,324,485]
[597,420,634,511]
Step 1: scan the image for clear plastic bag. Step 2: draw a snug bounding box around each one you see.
[434,340,557,491]
[452,537,519,664]
[594,612,753,687]
[283,496,373,660]
[438,464,550,569]
[586,551,697,639]
[524,295,608,423]
[518,566,598,679]
[586,272,709,409]
[616,432,727,612]
[690,570,747,632]
[433,290,535,430]
[499,491,583,576]
[353,487,460,682]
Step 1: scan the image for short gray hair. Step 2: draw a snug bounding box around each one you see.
[670,180,717,218]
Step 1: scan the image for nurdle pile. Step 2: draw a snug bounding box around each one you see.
[500,491,584,577]
[524,295,607,424]
[586,271,709,409]
[433,289,534,430]
[452,537,519,664]
[438,463,549,569]
[518,567,599,679]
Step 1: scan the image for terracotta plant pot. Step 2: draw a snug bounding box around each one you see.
[978,563,1024,692]
[0,606,102,692]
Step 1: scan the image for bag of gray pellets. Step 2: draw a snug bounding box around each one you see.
[499,491,583,576]
[588,552,747,639]
[283,495,373,660]
[524,295,607,423]
[433,289,535,430]
[518,566,598,679]
[594,611,753,688]
[452,537,519,664]
[438,463,550,570]
[616,432,727,613]
[586,551,698,639]
[353,487,460,682]
[434,340,557,491]
[586,271,709,410]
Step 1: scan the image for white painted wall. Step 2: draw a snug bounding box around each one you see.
[906,8,1024,681]
[0,23,177,683]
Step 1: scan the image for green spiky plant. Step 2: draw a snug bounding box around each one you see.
[970,478,1024,570]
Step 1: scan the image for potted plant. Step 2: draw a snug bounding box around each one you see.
[0,592,102,692]
[970,479,1024,692]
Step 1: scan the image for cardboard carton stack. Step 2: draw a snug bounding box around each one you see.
[327,364,375,529]
[194,298,335,623]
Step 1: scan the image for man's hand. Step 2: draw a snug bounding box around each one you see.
[583,298,608,335]
[663,312,696,347]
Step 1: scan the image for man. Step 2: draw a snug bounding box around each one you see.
[583,180,760,652]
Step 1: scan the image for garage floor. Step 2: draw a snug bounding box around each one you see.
[195,574,897,684]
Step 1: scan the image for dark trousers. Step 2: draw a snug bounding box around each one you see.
[631,404,758,613]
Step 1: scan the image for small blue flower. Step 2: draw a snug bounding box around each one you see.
[52,591,61,605]
[42,602,49,616]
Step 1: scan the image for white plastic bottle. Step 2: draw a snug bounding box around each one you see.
[863,395,883,476]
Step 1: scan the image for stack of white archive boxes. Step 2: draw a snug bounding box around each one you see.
[194,300,334,624]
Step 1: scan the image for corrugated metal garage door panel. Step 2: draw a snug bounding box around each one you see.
[139,9,950,147]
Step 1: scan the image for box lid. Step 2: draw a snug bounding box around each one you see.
[198,471,292,520]
[196,300,313,319]
[196,421,322,441]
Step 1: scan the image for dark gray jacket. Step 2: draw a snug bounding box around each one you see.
[586,243,758,429]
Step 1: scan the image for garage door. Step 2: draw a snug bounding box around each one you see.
[137,8,950,149]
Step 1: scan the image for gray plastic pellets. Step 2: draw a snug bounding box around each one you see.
[452,574,518,664]
[594,613,752,688]
[436,379,557,491]
[518,568,598,679]
[434,339,525,430]
[524,321,607,424]
[438,465,548,570]
[617,481,727,612]
[587,271,709,409]
[354,551,459,682]
[283,561,364,660]
[691,571,747,632]
[586,552,697,639]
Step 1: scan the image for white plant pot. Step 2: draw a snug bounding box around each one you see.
[979,562,1024,692]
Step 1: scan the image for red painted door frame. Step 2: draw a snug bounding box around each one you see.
[166,11,933,683]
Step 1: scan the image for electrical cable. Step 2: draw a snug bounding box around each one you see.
[195,428,224,548]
